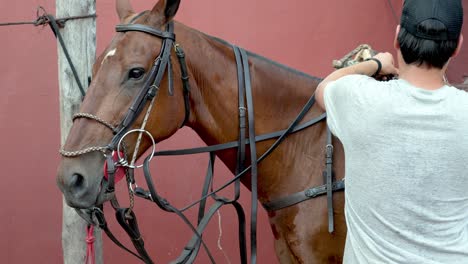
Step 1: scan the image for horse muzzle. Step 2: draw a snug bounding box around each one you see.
[57,152,107,209]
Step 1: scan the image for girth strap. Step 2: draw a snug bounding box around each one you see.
[262,180,345,211]
[262,128,345,233]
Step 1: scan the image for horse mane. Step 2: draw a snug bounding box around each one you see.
[207,32,322,81]
[202,33,323,82]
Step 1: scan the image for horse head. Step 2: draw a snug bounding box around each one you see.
[57,0,187,209]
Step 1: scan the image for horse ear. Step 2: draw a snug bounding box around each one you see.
[116,0,135,23]
[151,0,181,22]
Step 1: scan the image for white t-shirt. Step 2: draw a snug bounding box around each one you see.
[324,75,468,264]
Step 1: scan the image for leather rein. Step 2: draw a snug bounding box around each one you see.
[60,16,344,264]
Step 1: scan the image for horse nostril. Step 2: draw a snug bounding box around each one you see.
[69,173,85,190]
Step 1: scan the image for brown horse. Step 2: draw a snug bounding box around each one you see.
[56,0,346,263]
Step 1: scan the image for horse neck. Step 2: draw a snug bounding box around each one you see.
[176,22,322,182]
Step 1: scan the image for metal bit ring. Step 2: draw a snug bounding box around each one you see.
[117,129,156,169]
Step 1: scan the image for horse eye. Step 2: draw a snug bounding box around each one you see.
[128,68,145,80]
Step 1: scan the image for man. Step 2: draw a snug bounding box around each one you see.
[316,0,465,263]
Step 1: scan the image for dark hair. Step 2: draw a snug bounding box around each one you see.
[398,19,459,69]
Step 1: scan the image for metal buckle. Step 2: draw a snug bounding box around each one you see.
[305,188,319,198]
[325,144,334,158]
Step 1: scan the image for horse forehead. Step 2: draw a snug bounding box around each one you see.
[101,48,117,66]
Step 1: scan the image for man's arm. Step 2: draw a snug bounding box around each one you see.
[316,52,399,110]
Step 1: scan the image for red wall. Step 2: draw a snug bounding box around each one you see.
[1,0,466,263]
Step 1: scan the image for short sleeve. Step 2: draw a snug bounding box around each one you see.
[324,75,373,139]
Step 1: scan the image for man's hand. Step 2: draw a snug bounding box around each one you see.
[316,51,399,110]
[373,52,399,76]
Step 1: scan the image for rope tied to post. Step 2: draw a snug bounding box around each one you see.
[0,6,97,98]
[0,6,96,28]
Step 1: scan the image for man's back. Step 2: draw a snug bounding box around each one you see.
[325,75,468,263]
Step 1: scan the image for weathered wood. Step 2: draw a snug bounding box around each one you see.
[56,0,103,263]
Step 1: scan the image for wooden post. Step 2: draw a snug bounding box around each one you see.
[56,0,103,263]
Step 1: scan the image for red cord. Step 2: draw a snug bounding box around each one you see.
[85,225,95,264]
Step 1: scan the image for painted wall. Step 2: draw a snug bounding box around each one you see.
[0,0,466,263]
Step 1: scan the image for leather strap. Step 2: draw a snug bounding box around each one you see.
[141,155,216,263]
[172,152,215,263]
[115,209,154,263]
[168,56,174,96]
[233,46,246,203]
[263,128,344,233]
[237,47,259,264]
[163,95,323,221]
[174,44,191,128]
[83,208,148,262]
[324,128,335,233]
[116,24,176,40]
[154,113,326,157]
[263,180,345,211]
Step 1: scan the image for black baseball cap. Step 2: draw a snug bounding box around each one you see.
[401,0,463,41]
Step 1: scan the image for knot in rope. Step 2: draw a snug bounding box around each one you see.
[86,236,96,244]
[85,225,96,264]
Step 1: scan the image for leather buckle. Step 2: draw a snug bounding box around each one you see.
[147,85,159,99]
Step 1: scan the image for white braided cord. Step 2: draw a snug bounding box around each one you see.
[59,146,108,157]
[130,90,158,166]
[59,113,115,157]
[73,113,117,131]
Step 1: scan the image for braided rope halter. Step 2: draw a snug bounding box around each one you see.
[59,113,117,157]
